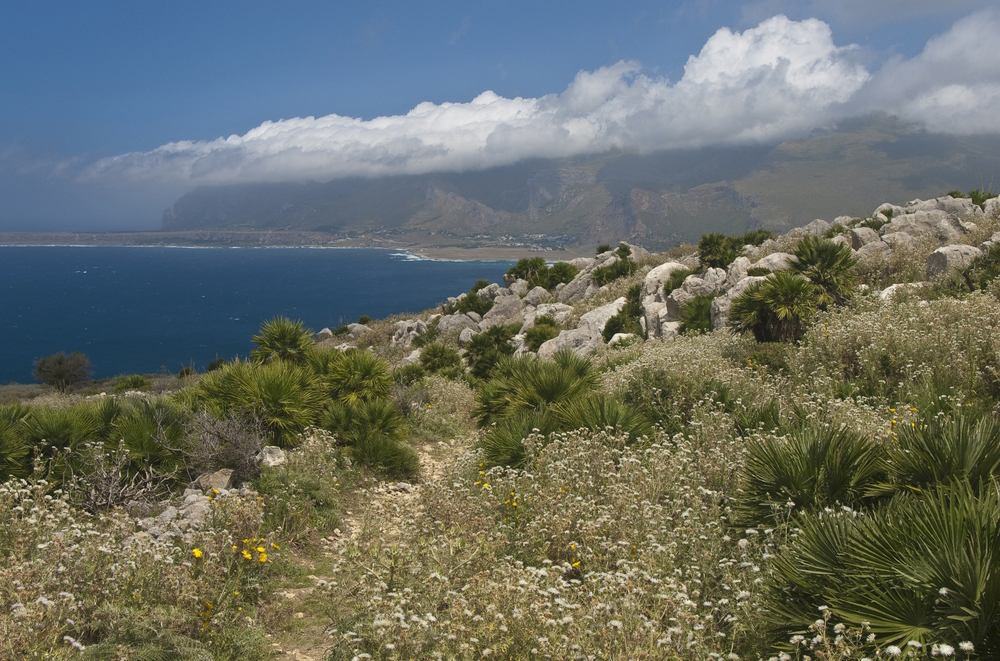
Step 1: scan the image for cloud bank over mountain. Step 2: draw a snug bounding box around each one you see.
[83,11,1000,186]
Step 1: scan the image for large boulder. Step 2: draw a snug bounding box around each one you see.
[577,297,627,337]
[399,348,422,366]
[665,268,727,319]
[437,313,480,335]
[926,244,982,278]
[879,196,984,243]
[524,286,552,306]
[522,303,574,331]
[857,241,891,261]
[641,261,690,300]
[881,232,916,250]
[480,293,525,330]
[508,279,530,297]
[750,252,795,272]
[985,198,1000,218]
[347,323,371,339]
[787,219,830,238]
[537,328,604,360]
[257,446,286,468]
[474,283,504,302]
[314,328,334,343]
[849,227,880,249]
[710,275,768,330]
[390,319,428,348]
[557,272,595,304]
[725,257,752,289]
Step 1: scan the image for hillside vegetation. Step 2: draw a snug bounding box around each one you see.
[2,191,1000,659]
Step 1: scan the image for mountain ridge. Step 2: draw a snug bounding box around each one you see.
[162,116,1000,250]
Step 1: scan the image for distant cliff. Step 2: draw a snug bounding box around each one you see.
[162,116,1000,249]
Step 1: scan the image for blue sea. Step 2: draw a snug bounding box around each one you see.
[0,246,513,384]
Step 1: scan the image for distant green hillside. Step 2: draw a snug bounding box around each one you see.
[162,115,1000,249]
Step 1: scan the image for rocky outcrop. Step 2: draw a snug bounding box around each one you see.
[750,252,795,273]
[577,298,627,337]
[665,268,727,320]
[849,227,879,249]
[639,261,690,338]
[437,313,480,335]
[480,293,525,330]
[878,197,985,243]
[537,328,604,359]
[521,303,574,331]
[926,244,982,278]
[524,286,552,306]
[391,319,428,348]
[710,276,768,330]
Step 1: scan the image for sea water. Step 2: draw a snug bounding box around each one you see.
[0,246,513,383]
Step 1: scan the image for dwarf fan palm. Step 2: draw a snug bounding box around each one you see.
[326,349,392,404]
[791,236,857,307]
[766,482,1000,654]
[251,316,314,364]
[738,425,884,527]
[729,271,819,343]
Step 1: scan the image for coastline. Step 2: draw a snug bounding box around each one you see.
[0,231,589,262]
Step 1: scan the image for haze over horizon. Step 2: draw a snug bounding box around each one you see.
[2,0,998,231]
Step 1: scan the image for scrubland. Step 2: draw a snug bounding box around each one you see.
[2,198,1000,659]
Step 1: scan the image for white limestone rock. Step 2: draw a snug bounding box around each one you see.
[926,244,982,279]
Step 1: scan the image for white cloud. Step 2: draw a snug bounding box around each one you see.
[83,11,999,186]
[858,9,1000,134]
[83,15,867,185]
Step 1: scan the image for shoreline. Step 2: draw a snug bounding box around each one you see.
[0,231,589,262]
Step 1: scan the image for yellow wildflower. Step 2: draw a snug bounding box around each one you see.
[192,548,202,559]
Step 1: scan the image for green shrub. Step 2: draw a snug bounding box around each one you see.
[592,254,637,286]
[251,316,314,364]
[859,216,888,232]
[790,236,857,307]
[525,323,559,352]
[737,426,884,527]
[321,398,405,446]
[0,404,31,481]
[420,342,463,375]
[729,272,819,343]
[551,394,652,440]
[357,314,372,325]
[746,266,771,277]
[698,232,738,269]
[473,352,597,428]
[602,283,644,341]
[411,323,440,348]
[177,365,195,378]
[662,267,696,295]
[325,349,392,404]
[478,408,560,467]
[393,363,426,386]
[765,482,1000,654]
[455,280,495,316]
[505,257,547,285]
[733,229,774,246]
[875,414,1000,497]
[113,374,150,393]
[207,357,226,372]
[545,262,579,288]
[464,323,519,379]
[596,244,611,254]
[32,351,92,392]
[351,432,419,478]
[678,293,716,335]
[195,360,324,448]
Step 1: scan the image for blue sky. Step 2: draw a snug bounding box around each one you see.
[1,0,998,230]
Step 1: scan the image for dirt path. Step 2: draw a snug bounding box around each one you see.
[266,438,459,660]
